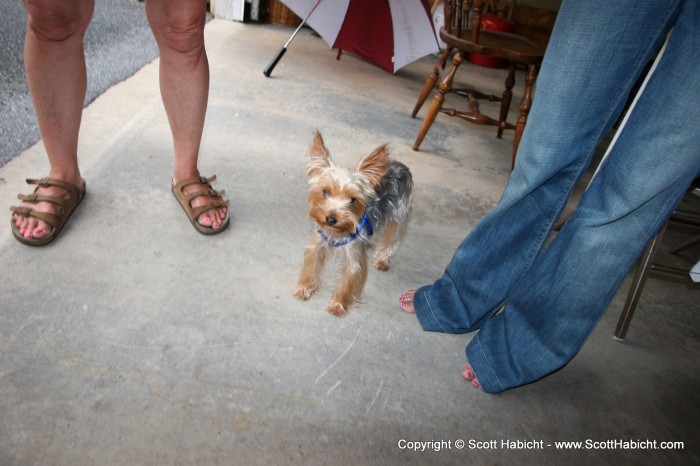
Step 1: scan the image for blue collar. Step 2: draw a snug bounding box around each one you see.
[318,213,373,247]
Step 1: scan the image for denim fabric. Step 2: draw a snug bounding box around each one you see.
[413,0,700,393]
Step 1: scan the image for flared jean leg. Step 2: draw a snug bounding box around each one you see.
[414,0,683,334]
[467,0,700,393]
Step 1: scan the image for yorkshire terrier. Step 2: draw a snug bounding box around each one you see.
[294,131,413,317]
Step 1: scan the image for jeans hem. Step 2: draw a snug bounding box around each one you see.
[413,286,449,333]
[467,335,504,394]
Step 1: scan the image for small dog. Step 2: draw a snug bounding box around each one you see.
[294,131,413,317]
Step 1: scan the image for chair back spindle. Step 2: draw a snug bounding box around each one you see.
[471,0,483,45]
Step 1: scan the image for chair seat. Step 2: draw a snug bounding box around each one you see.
[440,28,544,64]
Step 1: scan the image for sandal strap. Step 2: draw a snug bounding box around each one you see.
[187,199,230,219]
[9,177,86,230]
[26,177,81,199]
[17,192,68,207]
[182,188,226,203]
[172,175,217,193]
[171,174,228,222]
[9,205,62,229]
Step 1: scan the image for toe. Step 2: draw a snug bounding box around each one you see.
[24,218,51,239]
[32,223,50,239]
[197,212,213,227]
[399,290,416,314]
[462,364,475,381]
[462,364,481,389]
[211,209,222,228]
[23,217,37,238]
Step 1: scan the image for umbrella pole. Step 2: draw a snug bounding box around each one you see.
[263,0,323,77]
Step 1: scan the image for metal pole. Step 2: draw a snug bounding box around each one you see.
[263,0,323,77]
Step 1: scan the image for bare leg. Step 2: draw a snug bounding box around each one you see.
[145,0,227,228]
[13,0,93,239]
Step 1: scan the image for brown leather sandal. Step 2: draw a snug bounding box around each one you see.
[171,175,230,235]
[10,177,87,246]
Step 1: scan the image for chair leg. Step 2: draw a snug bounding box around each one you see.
[412,47,452,118]
[614,223,668,341]
[497,62,516,139]
[412,51,464,151]
[512,64,537,169]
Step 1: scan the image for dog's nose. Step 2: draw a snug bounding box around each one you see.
[326,216,337,226]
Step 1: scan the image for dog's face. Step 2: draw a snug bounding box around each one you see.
[306,132,389,235]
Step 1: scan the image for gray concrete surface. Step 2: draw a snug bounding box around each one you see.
[1,19,699,465]
[0,0,158,166]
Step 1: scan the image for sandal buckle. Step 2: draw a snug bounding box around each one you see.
[13,206,32,216]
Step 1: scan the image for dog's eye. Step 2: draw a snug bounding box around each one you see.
[349,198,356,204]
[322,189,329,198]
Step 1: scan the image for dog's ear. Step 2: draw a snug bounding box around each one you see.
[358,144,389,190]
[307,131,332,180]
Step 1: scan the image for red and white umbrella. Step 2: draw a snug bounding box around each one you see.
[264,0,439,76]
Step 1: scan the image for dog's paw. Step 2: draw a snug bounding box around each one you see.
[327,301,349,318]
[372,259,391,271]
[293,285,316,301]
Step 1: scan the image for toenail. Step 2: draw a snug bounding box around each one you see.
[462,366,474,380]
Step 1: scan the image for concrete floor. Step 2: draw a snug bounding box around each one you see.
[1,19,698,465]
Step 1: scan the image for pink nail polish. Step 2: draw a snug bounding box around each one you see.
[462,366,474,380]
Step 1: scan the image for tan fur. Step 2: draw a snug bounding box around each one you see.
[294,131,411,317]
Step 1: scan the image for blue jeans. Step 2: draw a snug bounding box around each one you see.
[413,0,700,393]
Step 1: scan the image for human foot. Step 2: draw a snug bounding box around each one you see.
[399,290,416,314]
[462,364,481,389]
[10,177,86,246]
[171,175,230,235]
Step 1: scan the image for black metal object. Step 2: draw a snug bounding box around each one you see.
[263,0,323,77]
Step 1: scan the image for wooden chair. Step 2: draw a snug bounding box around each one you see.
[412,0,546,168]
